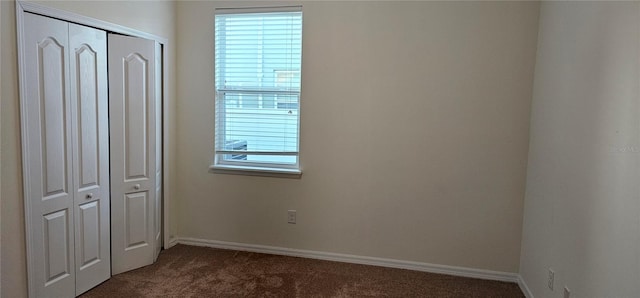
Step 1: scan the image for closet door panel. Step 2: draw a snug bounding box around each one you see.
[69,22,111,296]
[109,33,159,275]
[22,13,75,298]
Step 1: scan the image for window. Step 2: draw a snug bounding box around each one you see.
[213,7,302,174]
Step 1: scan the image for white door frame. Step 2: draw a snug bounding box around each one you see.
[16,1,174,296]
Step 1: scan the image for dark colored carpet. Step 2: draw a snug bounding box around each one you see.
[82,244,524,297]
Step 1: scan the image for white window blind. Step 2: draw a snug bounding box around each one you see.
[214,7,302,170]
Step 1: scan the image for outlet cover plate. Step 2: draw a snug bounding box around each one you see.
[288,210,296,224]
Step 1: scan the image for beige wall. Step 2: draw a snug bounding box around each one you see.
[520,2,640,297]
[2,1,544,295]
[0,0,3,292]
[0,1,177,296]
[176,1,539,273]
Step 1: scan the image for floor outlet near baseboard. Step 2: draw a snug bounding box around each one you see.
[288,210,297,224]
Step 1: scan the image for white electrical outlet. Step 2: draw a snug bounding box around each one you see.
[563,286,571,298]
[548,269,555,290]
[287,210,296,224]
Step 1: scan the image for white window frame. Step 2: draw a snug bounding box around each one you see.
[210,6,303,177]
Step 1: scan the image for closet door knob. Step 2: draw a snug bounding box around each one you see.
[134,184,141,190]
[86,193,93,199]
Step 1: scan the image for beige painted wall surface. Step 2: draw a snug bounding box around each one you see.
[520,2,640,297]
[0,0,3,293]
[0,1,177,297]
[176,1,539,273]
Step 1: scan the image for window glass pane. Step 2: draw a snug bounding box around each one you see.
[245,155,296,164]
[276,94,299,110]
[223,99,298,151]
[262,94,276,109]
[241,94,259,108]
[215,10,302,168]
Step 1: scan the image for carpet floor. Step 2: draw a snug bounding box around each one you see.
[82,244,524,297]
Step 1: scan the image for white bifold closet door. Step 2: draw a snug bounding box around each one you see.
[21,13,110,297]
[108,33,162,275]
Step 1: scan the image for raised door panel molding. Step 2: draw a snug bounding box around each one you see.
[43,209,71,285]
[76,44,100,191]
[38,37,68,199]
[125,192,149,250]
[123,53,148,182]
[78,201,100,269]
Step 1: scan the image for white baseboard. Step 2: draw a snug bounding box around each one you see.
[517,275,534,298]
[176,237,519,283]
[166,237,179,249]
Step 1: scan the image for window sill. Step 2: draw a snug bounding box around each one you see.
[209,164,302,179]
